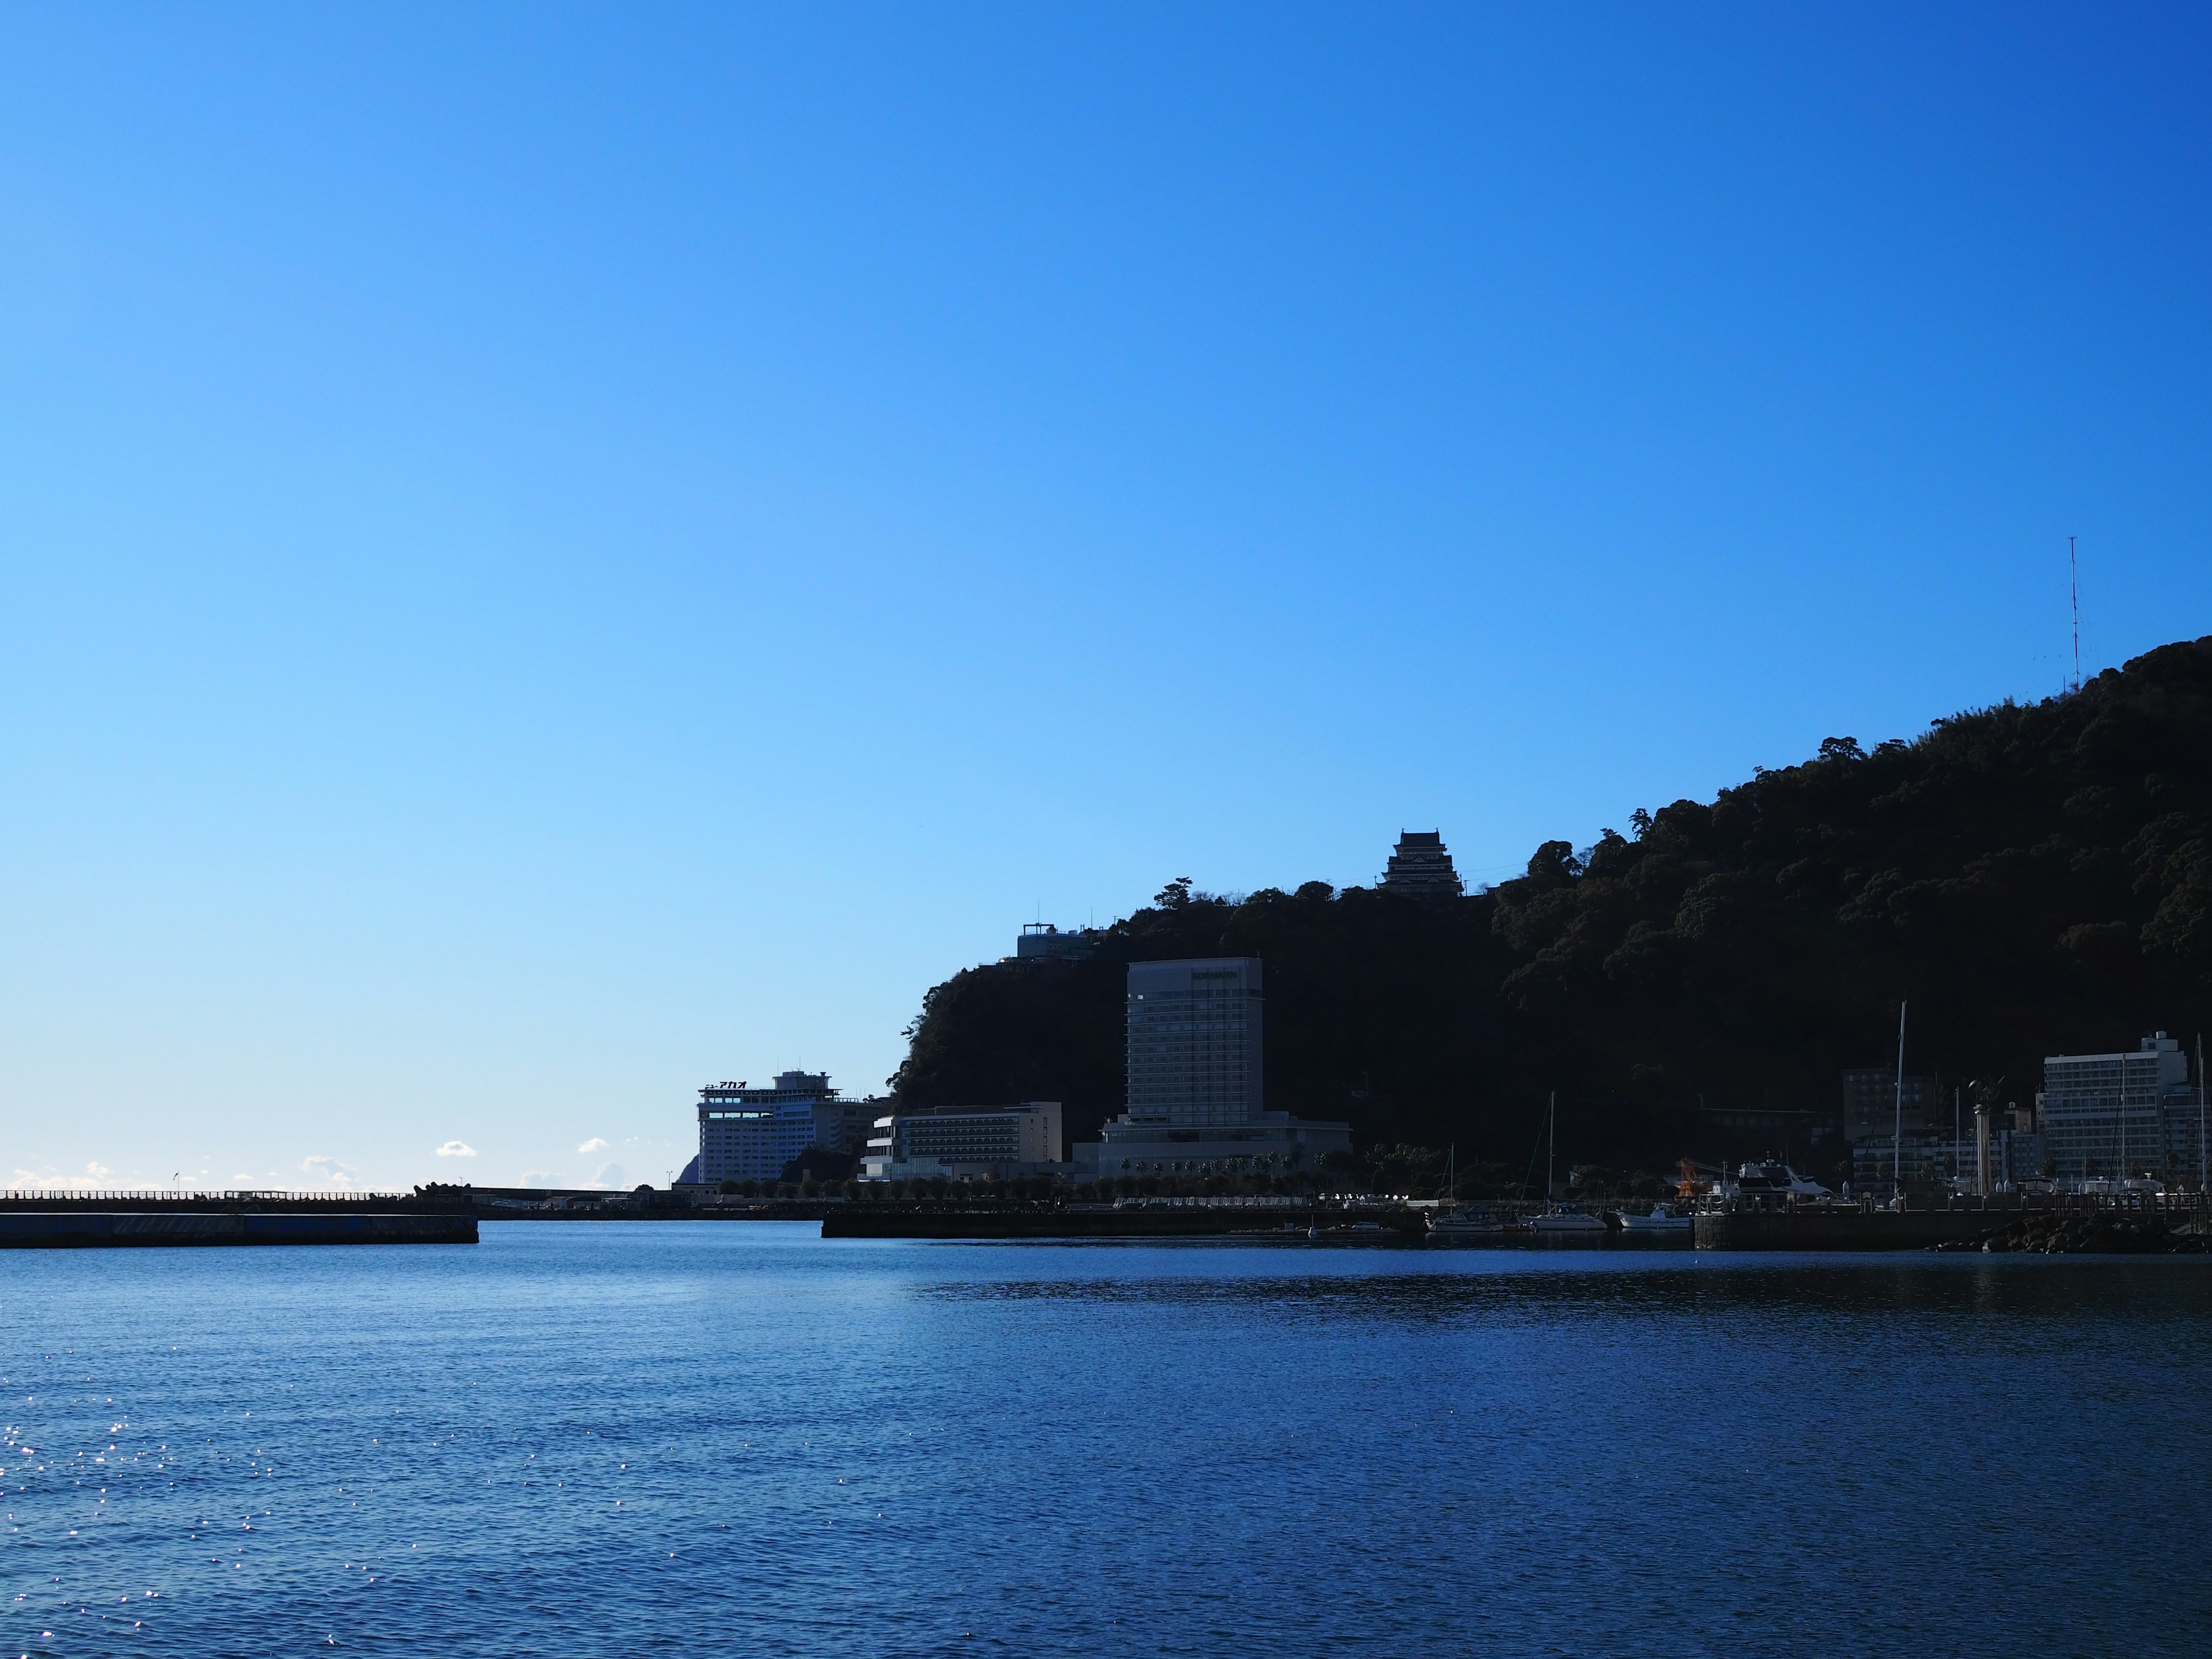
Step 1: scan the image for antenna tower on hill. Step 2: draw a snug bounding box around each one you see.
[2069,535,2081,694]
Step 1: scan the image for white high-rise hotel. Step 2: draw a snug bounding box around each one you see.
[1078,957,1351,1177]
[1124,958,1266,1127]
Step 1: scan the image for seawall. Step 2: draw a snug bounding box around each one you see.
[821,1207,1425,1240]
[0,1211,479,1248]
[1698,1207,2062,1251]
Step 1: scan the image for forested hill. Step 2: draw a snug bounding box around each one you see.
[891,637,2212,1174]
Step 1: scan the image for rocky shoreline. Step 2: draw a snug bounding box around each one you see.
[1931,1215,2212,1254]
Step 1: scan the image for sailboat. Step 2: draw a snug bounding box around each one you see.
[1427,1143,1518,1240]
[1528,1093,1607,1234]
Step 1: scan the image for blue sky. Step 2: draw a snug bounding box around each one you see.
[3,3,2207,1191]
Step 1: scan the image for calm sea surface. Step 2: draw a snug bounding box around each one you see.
[4,1224,2211,1657]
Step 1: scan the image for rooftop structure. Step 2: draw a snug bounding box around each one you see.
[1013,922,1096,963]
[1380,830,1463,899]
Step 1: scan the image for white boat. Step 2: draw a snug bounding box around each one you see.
[1614,1205,1690,1233]
[1528,1209,1607,1234]
[1427,1204,1518,1240]
[1524,1093,1607,1234]
[1718,1161,1832,1201]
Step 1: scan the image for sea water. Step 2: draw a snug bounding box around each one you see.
[3,1224,2210,1657]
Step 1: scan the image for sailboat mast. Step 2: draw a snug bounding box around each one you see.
[1547,1091,1556,1203]
[1893,1002,1908,1200]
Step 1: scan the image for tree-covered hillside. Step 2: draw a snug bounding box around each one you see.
[891,638,2212,1176]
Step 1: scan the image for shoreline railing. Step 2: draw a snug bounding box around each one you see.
[0,1188,453,1211]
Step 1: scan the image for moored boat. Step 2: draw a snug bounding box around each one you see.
[1427,1203,1520,1241]
[1718,1161,1834,1202]
[1527,1209,1607,1234]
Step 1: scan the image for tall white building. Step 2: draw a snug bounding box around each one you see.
[1077,957,1351,1180]
[1124,958,1266,1127]
[2040,1033,2200,1182]
[695,1072,873,1185]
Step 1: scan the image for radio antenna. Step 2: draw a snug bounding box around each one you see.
[2069,535,2081,694]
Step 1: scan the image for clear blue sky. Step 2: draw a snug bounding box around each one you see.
[3,3,2207,1192]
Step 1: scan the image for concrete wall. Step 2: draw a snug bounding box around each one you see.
[0,1211,478,1247]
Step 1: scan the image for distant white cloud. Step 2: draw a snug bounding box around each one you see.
[591,1162,626,1190]
[85,1161,111,1178]
[301,1155,357,1189]
[13,1168,68,1191]
[577,1137,610,1154]
[435,1142,478,1158]
[520,1169,558,1188]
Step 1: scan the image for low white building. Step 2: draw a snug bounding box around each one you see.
[861,1101,1066,1182]
[1080,1112,1352,1181]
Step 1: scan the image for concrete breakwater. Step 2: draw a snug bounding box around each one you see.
[0,1195,478,1248]
[822,1206,1425,1241]
[0,1211,478,1247]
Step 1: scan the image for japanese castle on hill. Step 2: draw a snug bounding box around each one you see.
[1380,829,1463,898]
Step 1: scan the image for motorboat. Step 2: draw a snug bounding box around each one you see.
[1719,1161,1832,1201]
[1614,1205,1690,1234]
